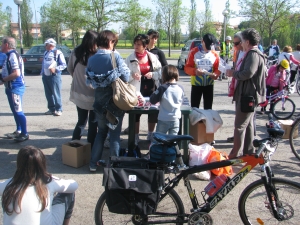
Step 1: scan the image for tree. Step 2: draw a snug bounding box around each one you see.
[20,0,33,47]
[188,0,197,39]
[120,0,150,41]
[5,6,12,37]
[153,0,186,56]
[238,0,300,45]
[0,3,9,37]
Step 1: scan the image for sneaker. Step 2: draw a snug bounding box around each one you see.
[211,140,215,145]
[89,167,96,172]
[147,132,153,141]
[135,134,140,145]
[14,133,29,142]
[218,76,222,81]
[45,110,54,115]
[54,111,62,116]
[123,127,129,134]
[104,138,110,148]
[177,164,189,170]
[6,130,21,139]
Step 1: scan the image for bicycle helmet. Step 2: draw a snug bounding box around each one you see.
[226,36,232,41]
[280,59,289,69]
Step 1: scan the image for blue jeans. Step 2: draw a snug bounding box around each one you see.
[89,111,124,169]
[42,74,62,112]
[156,119,180,135]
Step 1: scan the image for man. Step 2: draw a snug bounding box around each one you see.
[0,37,29,142]
[41,38,67,116]
[0,50,7,69]
[264,39,280,59]
[219,36,233,80]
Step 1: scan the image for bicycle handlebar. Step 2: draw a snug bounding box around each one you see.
[254,138,270,158]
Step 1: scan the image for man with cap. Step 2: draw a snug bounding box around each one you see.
[41,38,67,116]
[0,36,29,142]
[219,36,233,80]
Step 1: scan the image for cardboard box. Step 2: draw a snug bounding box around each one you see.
[189,121,214,144]
[62,141,91,168]
[278,120,298,139]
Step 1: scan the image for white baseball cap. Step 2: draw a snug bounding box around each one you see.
[44,38,57,46]
[226,36,232,41]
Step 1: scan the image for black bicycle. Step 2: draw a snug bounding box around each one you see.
[95,130,300,224]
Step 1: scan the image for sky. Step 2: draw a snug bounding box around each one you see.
[2,0,242,33]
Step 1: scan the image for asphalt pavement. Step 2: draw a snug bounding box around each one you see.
[1,60,300,224]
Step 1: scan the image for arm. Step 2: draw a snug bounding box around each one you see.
[150,85,166,104]
[67,50,75,77]
[184,47,198,76]
[158,50,168,67]
[233,51,260,81]
[149,56,162,81]
[2,53,21,82]
[211,52,221,79]
[0,179,11,195]
[51,177,78,193]
[116,53,130,82]
[125,56,135,83]
[290,55,300,65]
[279,70,287,90]
[55,50,67,72]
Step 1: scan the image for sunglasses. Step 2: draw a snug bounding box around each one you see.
[233,41,241,46]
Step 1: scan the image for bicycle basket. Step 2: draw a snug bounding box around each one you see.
[103,167,164,215]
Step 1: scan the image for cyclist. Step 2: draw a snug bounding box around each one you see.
[291,44,300,83]
[261,59,288,113]
[264,39,280,59]
[219,36,233,80]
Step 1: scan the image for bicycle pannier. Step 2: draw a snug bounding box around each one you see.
[103,167,164,215]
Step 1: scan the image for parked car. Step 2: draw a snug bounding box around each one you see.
[177,38,220,70]
[177,38,201,70]
[21,44,71,74]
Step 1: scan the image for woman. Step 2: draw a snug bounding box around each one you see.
[68,30,99,148]
[86,30,130,171]
[184,33,221,109]
[0,146,78,225]
[290,44,300,83]
[278,46,300,72]
[125,34,162,144]
[226,28,266,159]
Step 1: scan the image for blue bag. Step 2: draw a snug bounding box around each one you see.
[149,144,176,163]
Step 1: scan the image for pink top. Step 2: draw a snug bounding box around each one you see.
[266,65,286,90]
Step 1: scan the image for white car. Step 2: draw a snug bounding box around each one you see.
[177,39,202,70]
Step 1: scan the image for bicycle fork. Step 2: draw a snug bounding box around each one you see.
[261,164,285,221]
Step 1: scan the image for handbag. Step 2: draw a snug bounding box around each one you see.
[111,52,138,111]
[240,81,255,113]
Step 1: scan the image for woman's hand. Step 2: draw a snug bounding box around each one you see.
[144,72,153,79]
[195,68,205,76]
[226,69,234,77]
[133,73,141,81]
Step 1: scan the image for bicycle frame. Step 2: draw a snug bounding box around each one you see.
[259,88,288,108]
[162,152,282,222]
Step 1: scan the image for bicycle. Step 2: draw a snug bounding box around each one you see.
[289,116,300,160]
[259,85,295,120]
[94,129,300,225]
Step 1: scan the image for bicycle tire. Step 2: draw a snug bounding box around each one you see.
[290,117,300,160]
[238,178,300,225]
[271,98,295,120]
[94,189,185,225]
[296,78,300,96]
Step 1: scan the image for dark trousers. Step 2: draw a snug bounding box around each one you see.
[72,106,97,148]
[191,85,214,109]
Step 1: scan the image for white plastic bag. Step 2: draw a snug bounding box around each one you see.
[188,143,213,166]
[193,171,211,181]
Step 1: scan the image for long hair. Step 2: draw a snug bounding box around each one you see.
[2,146,52,215]
[74,30,99,66]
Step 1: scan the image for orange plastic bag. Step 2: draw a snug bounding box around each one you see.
[207,148,233,176]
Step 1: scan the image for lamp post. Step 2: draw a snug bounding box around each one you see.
[222,9,229,42]
[14,0,24,54]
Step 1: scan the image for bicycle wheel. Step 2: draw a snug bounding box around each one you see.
[296,78,300,96]
[238,178,300,225]
[95,189,185,225]
[290,118,300,160]
[271,98,295,120]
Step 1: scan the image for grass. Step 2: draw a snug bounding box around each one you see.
[119,53,180,59]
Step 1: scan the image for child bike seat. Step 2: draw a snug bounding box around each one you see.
[152,132,194,145]
[267,128,285,138]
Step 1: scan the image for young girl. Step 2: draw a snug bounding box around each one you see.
[150,65,186,168]
[0,146,78,225]
[263,59,288,112]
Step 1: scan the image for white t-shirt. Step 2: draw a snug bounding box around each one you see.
[0,177,78,225]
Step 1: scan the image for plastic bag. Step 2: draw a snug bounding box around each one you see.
[188,143,213,166]
[193,171,211,181]
[206,148,233,176]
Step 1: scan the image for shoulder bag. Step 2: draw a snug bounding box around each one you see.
[111,52,138,111]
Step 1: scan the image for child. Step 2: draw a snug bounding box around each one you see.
[150,65,186,168]
[262,59,288,113]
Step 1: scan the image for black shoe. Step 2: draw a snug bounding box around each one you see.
[14,133,29,142]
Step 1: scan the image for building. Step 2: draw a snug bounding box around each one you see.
[11,22,41,38]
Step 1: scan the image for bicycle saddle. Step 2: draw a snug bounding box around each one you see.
[152,132,194,145]
[267,128,285,138]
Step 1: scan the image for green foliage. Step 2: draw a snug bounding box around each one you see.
[20,0,33,47]
[189,31,200,39]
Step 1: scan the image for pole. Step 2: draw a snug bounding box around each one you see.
[33,0,38,44]
[17,4,23,54]
[223,16,226,42]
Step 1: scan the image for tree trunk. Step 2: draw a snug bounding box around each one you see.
[168,27,171,57]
